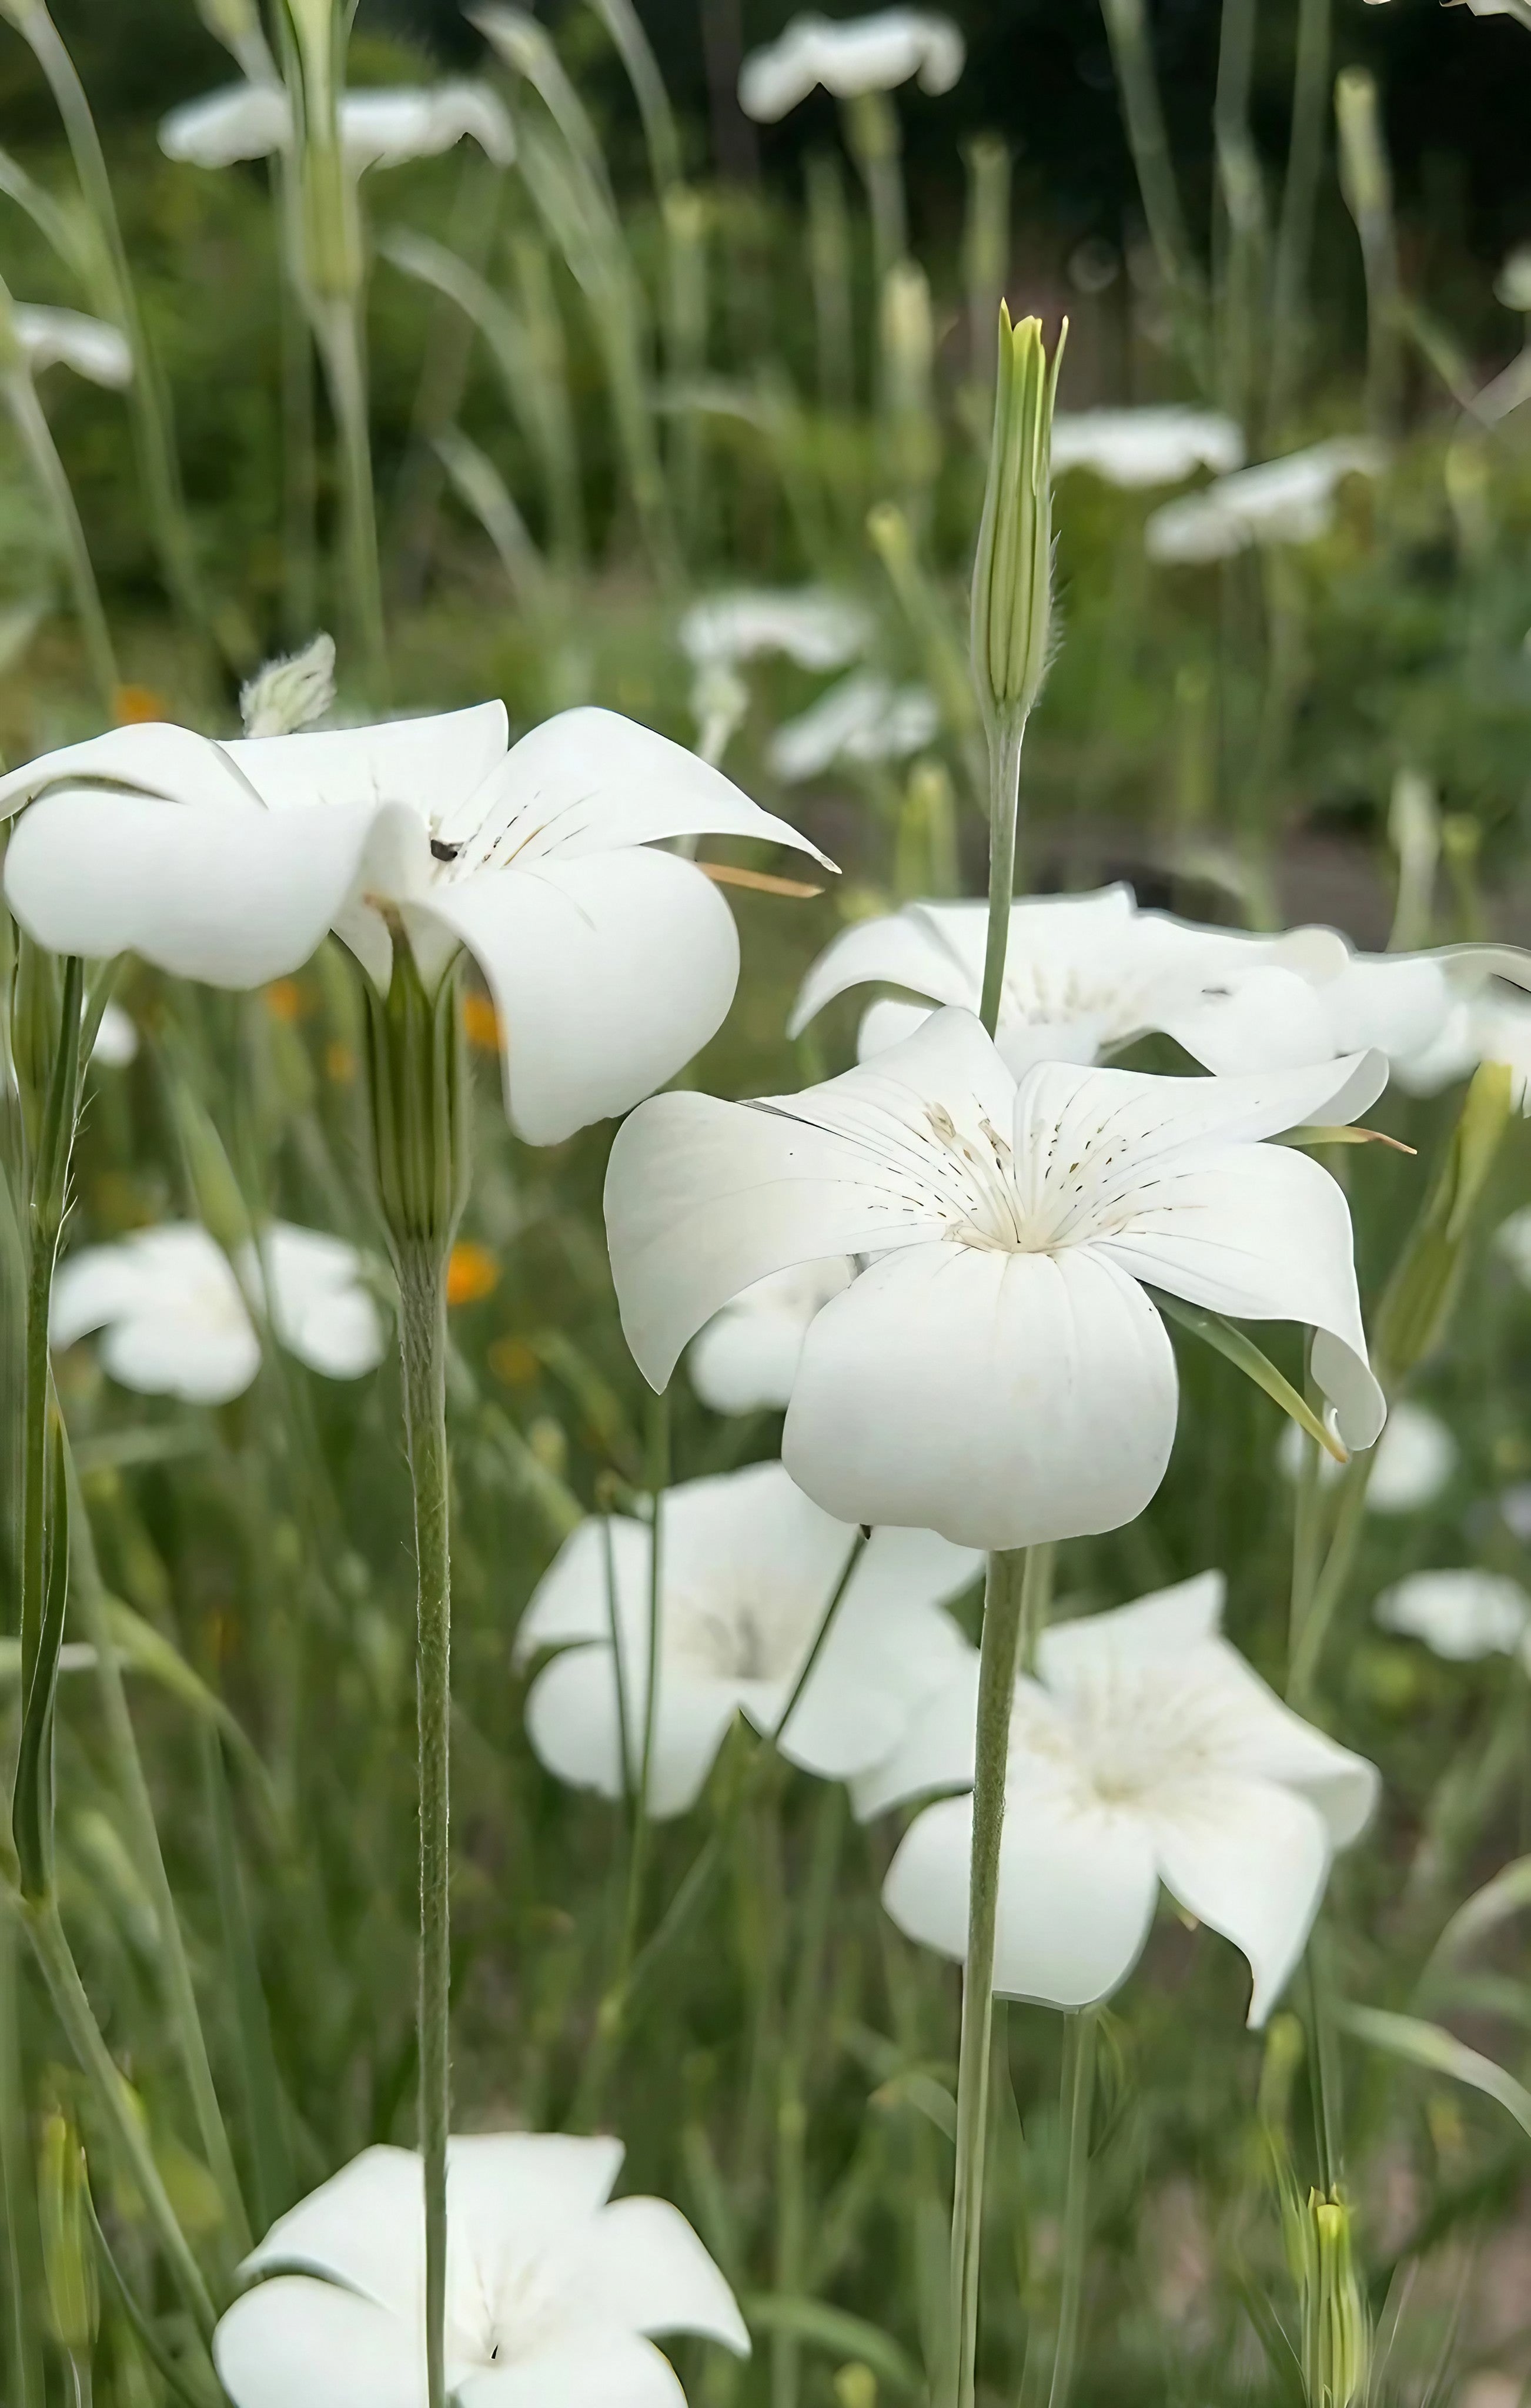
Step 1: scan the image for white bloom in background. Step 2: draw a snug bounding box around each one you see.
[90,1000,139,1068]
[160,77,516,173]
[790,885,1531,1082]
[1145,438,1384,564]
[689,1259,854,1413]
[1495,243,1531,312]
[1393,989,1531,1104]
[52,1222,385,1403]
[605,1008,1385,1551]
[214,2132,748,2408]
[739,9,964,121]
[866,1573,1379,2025]
[768,671,938,783]
[1278,1398,1456,1515]
[679,588,872,673]
[1498,1203,1531,1286]
[1375,1569,1531,1663]
[12,306,132,389]
[518,1460,978,1815]
[0,705,829,1146]
[1050,407,1244,490]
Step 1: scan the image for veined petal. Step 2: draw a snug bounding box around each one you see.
[436,705,831,873]
[604,1008,1018,1390]
[783,1242,1179,1550]
[240,2145,423,2307]
[575,2197,749,2351]
[423,850,740,1145]
[4,789,380,985]
[214,2276,419,2408]
[884,1786,1159,2009]
[458,2336,686,2408]
[1145,1775,1332,2026]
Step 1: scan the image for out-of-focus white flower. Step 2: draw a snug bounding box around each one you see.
[768,671,938,783]
[1145,439,1384,564]
[1393,991,1531,1105]
[864,1572,1378,2025]
[789,884,1531,1083]
[89,1001,139,1068]
[605,1008,1385,1551]
[679,589,872,673]
[739,9,964,121]
[51,1221,385,1403]
[1050,407,1244,490]
[1498,1203,1531,1287]
[517,1460,978,1815]
[1375,1569,1531,1663]
[1278,1398,1456,1516]
[12,306,132,389]
[159,78,516,173]
[689,1259,854,1413]
[0,706,829,1146]
[1496,243,1531,311]
[213,2132,748,2408]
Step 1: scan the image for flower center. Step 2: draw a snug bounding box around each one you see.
[1014,1663,1230,1805]
[449,2252,570,2371]
[663,1580,821,1685]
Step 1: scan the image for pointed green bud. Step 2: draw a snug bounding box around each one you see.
[1375,1059,1513,1384]
[39,2108,98,2355]
[970,305,1066,734]
[1298,2187,1369,2408]
[362,927,469,1268]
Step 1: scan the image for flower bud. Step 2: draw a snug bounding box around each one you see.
[362,925,469,1267]
[1295,2188,1369,2408]
[39,2108,98,2357]
[970,305,1066,733]
[240,631,336,737]
[1375,1059,1513,1383]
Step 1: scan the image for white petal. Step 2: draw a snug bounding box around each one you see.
[458,2337,686,2408]
[4,789,380,985]
[604,1006,1019,1389]
[1050,406,1245,489]
[1364,1400,1455,1513]
[1376,1569,1531,1662]
[858,997,938,1061]
[13,305,132,388]
[424,850,740,1145]
[1159,965,1344,1076]
[1172,1640,1379,1846]
[770,1526,979,1780]
[678,588,870,672]
[788,904,980,1040]
[51,1243,152,1349]
[884,1787,1159,2010]
[739,9,963,118]
[850,1651,981,1819]
[1037,1573,1226,1683]
[574,2197,749,2352]
[516,1517,651,1660]
[783,1242,1179,1550]
[445,2131,624,2260]
[524,1646,738,1817]
[1145,1775,1333,2026]
[245,1223,386,1379]
[102,1310,259,1404]
[240,2145,423,2307]
[339,82,515,172]
[91,1000,139,1065]
[0,721,258,819]
[160,80,292,168]
[687,1259,853,1414]
[214,2276,420,2408]
[220,703,509,820]
[436,705,830,873]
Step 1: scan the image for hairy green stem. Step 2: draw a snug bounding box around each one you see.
[979,713,1027,1037]
[1047,2010,1098,2408]
[399,1245,452,2408]
[947,1544,1051,2408]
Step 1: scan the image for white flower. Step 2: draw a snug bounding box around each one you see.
[864,1572,1379,2025]
[0,705,829,1146]
[1278,1399,1456,1515]
[89,1000,139,1068]
[768,671,938,784]
[12,305,132,389]
[517,1459,978,1815]
[678,588,872,673]
[1499,1203,1531,1287]
[159,77,516,173]
[1375,1570,1531,1663]
[1145,439,1384,564]
[604,1007,1385,1551]
[689,1259,854,1413]
[213,2132,748,2408]
[1049,407,1244,490]
[738,9,964,121]
[1392,990,1531,1104]
[788,884,1531,1083]
[51,1222,385,1403]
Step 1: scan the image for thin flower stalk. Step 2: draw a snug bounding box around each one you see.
[0,349,118,711]
[1268,0,1332,434]
[1047,2009,1099,2408]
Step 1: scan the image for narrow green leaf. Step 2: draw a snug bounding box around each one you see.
[1149,1290,1346,1462]
[1419,1856,1531,1996]
[743,2295,925,2399]
[1339,2004,1531,2143]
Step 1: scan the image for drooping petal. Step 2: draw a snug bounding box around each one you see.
[445,2132,624,2260]
[524,1644,739,1817]
[605,1008,1019,1389]
[883,1786,1159,2009]
[457,2336,687,2408]
[214,2276,419,2408]
[787,904,982,1041]
[436,705,830,874]
[240,2145,424,2309]
[0,721,258,819]
[423,849,740,1145]
[783,1241,1179,1550]
[574,2196,750,2350]
[1145,1774,1333,2026]
[3,789,380,986]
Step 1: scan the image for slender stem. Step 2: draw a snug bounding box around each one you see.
[276,178,318,646]
[398,1245,452,2408]
[979,713,1027,1037]
[1287,1450,1373,1710]
[1268,0,1331,434]
[19,955,82,1735]
[1047,2011,1098,2408]
[622,1389,671,1970]
[4,372,118,711]
[18,1897,215,2340]
[947,1544,1049,2408]
[315,296,388,700]
[1098,0,1203,353]
[773,1784,844,2408]
[0,1912,42,2408]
